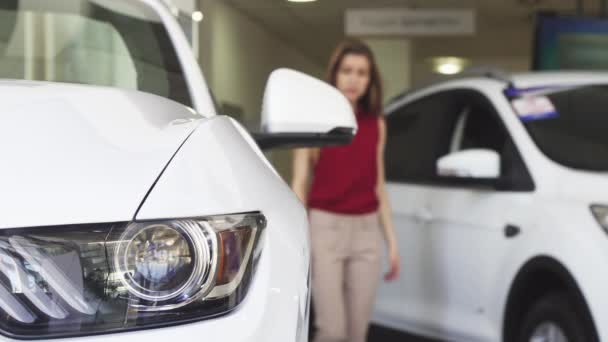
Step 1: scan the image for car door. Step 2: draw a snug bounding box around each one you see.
[374,91,464,332]
[421,89,536,341]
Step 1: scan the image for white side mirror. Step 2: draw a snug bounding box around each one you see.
[437,149,501,179]
[256,69,357,149]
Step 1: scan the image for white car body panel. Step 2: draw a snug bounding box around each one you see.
[0,81,199,229]
[137,117,296,220]
[137,115,310,341]
[0,0,318,341]
[374,73,608,342]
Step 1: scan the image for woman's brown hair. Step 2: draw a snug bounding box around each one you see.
[327,38,384,116]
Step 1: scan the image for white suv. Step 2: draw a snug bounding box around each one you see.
[373,71,608,342]
[0,1,355,341]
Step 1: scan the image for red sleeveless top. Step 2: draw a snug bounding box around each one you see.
[308,111,380,215]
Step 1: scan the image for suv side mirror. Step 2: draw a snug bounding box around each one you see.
[254,69,357,150]
[437,149,501,179]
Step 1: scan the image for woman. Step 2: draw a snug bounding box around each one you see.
[291,39,400,342]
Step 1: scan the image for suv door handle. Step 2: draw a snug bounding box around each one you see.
[504,224,521,238]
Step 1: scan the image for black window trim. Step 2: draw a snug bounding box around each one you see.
[385,87,536,192]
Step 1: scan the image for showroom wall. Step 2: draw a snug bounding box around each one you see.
[364,39,412,103]
[197,0,325,179]
[410,17,533,85]
[171,0,196,12]
[214,3,324,122]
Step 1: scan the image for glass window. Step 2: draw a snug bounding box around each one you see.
[451,92,509,155]
[0,0,192,107]
[511,85,608,171]
[385,92,460,183]
[452,91,533,190]
[387,89,534,190]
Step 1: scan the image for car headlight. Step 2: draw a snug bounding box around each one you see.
[591,205,608,232]
[0,212,266,339]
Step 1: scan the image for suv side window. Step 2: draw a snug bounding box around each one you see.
[457,106,506,152]
[447,90,534,191]
[386,89,534,191]
[385,92,460,183]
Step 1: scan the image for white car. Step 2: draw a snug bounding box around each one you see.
[374,71,608,342]
[0,1,356,341]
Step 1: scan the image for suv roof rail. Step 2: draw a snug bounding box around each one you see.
[459,66,513,84]
[386,67,513,107]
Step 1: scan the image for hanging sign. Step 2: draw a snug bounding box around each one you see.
[345,9,476,36]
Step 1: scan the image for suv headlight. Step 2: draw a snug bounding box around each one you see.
[591,205,608,232]
[0,212,266,339]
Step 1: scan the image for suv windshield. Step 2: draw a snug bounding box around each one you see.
[0,0,192,107]
[508,85,608,171]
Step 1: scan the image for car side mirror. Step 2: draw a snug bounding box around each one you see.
[437,149,501,179]
[253,68,357,150]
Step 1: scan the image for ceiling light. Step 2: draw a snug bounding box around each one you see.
[431,57,469,75]
[437,63,462,75]
[192,11,204,22]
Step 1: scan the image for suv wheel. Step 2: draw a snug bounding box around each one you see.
[518,292,592,342]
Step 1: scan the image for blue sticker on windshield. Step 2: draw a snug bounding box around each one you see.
[519,111,559,122]
[511,96,559,122]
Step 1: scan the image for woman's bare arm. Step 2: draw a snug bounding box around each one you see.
[376,118,400,281]
[291,148,313,203]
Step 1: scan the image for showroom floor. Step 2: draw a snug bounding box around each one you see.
[368,325,439,342]
[309,309,440,341]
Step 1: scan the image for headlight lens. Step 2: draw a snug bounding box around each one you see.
[115,220,217,309]
[591,205,608,232]
[0,212,266,339]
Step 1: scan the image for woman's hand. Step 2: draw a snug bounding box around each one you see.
[384,245,400,282]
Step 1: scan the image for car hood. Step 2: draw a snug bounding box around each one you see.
[0,81,201,229]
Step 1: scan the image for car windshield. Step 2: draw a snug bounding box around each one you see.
[0,0,192,107]
[508,85,608,171]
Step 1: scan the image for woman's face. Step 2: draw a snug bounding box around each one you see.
[335,53,371,106]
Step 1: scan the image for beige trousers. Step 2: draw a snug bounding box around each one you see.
[309,209,383,342]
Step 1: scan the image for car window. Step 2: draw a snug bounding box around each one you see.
[457,107,507,152]
[385,92,460,183]
[512,85,608,171]
[0,0,193,107]
[386,89,534,191]
[450,94,509,155]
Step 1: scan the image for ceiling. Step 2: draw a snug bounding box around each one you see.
[226,0,602,66]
